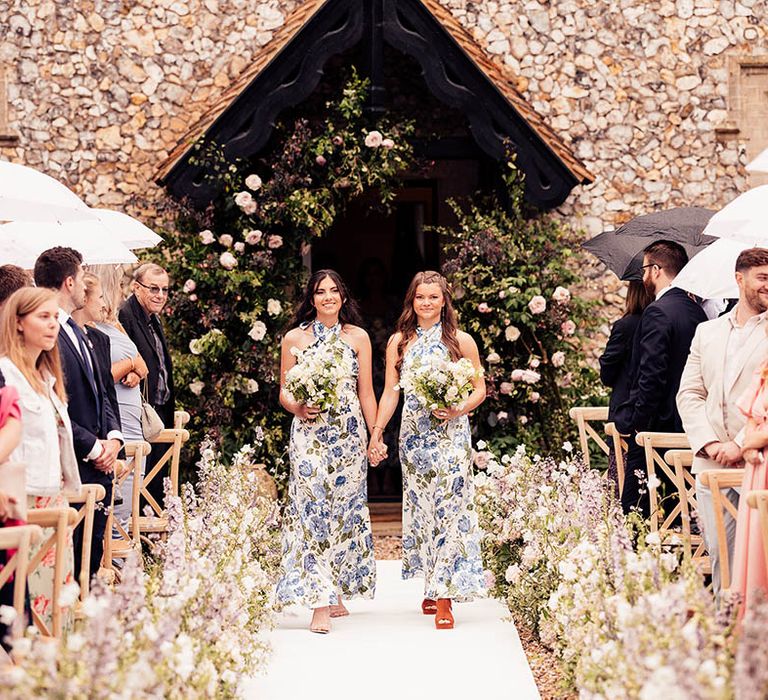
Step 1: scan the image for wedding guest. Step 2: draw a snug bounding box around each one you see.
[90,266,148,526]
[275,270,377,634]
[615,240,707,515]
[0,265,31,309]
[677,248,768,600]
[119,263,174,505]
[599,280,652,495]
[0,287,81,629]
[34,247,122,582]
[370,271,486,630]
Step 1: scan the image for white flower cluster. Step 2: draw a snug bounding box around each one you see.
[399,355,479,411]
[283,334,354,413]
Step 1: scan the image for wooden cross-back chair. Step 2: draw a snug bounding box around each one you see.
[746,489,768,582]
[63,483,106,600]
[103,441,152,570]
[24,506,78,637]
[0,524,44,623]
[663,449,709,572]
[634,432,691,534]
[568,406,610,468]
[138,426,190,541]
[699,468,745,592]
[604,421,629,496]
[174,410,190,429]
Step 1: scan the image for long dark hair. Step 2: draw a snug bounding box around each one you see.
[395,271,461,373]
[624,280,652,318]
[286,269,363,330]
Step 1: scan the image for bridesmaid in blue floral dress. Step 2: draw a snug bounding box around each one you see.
[370,271,486,629]
[276,270,377,634]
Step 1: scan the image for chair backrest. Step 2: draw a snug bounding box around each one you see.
[143,428,190,516]
[174,410,190,429]
[699,469,745,592]
[635,432,691,533]
[604,421,629,496]
[64,483,106,599]
[0,524,43,624]
[663,449,709,569]
[746,489,768,581]
[24,506,79,637]
[568,406,610,468]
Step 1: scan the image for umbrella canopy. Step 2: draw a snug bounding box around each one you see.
[0,160,98,224]
[583,230,715,281]
[93,209,163,250]
[0,221,137,268]
[702,186,768,245]
[611,206,715,245]
[746,148,768,174]
[671,238,749,299]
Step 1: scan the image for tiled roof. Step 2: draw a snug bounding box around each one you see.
[156,0,593,185]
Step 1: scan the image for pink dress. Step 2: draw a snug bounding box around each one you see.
[733,370,768,617]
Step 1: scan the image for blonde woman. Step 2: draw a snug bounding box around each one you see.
[0,287,81,627]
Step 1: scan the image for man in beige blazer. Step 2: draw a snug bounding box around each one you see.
[677,247,768,597]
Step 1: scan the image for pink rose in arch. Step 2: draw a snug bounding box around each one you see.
[183,279,196,294]
[561,372,573,388]
[473,451,492,470]
[382,138,395,149]
[219,252,238,270]
[530,391,540,403]
[552,286,571,304]
[551,351,566,368]
[267,235,284,249]
[561,319,576,336]
[234,241,245,253]
[499,381,514,395]
[199,230,215,245]
[219,234,233,248]
[245,229,263,245]
[511,369,524,382]
[528,295,547,314]
[316,155,327,166]
[364,130,384,148]
[477,302,492,313]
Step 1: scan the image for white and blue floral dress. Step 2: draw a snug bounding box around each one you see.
[400,323,486,601]
[276,321,376,608]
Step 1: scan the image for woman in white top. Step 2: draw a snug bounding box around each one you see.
[0,287,81,628]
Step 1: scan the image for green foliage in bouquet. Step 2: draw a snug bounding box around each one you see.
[158,70,414,487]
[440,164,604,453]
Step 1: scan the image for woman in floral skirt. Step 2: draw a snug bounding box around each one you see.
[370,271,486,629]
[275,270,377,634]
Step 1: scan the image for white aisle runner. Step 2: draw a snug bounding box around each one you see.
[244,559,541,700]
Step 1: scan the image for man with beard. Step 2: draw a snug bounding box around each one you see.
[615,240,707,514]
[677,248,768,598]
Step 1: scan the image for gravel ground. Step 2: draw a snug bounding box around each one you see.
[373,535,570,699]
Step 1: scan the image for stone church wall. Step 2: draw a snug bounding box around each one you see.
[1,0,767,346]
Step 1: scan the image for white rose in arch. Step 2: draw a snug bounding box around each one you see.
[552,286,571,304]
[219,233,233,248]
[505,325,521,342]
[521,369,540,384]
[551,351,566,367]
[364,130,384,148]
[528,295,547,314]
[486,352,501,364]
[248,320,267,342]
[244,378,259,394]
[530,391,541,403]
[219,252,238,270]
[529,358,540,369]
[245,174,263,191]
[189,339,203,355]
[199,229,215,245]
[183,279,196,294]
[234,191,254,209]
[561,319,576,336]
[189,380,205,396]
[267,299,282,317]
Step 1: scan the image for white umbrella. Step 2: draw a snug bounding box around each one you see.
[93,209,163,249]
[0,160,98,224]
[746,148,768,174]
[672,238,759,299]
[702,185,768,245]
[0,221,137,268]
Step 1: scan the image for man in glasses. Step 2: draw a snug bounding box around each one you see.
[615,240,707,515]
[119,263,175,505]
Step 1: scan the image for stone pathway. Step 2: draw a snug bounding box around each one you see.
[244,559,540,700]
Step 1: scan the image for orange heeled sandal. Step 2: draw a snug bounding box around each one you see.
[421,598,437,615]
[435,598,453,630]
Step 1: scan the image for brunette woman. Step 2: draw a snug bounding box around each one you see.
[369,271,486,630]
[275,270,377,634]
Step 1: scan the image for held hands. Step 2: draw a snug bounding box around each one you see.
[94,438,121,472]
[704,441,743,467]
[296,404,321,422]
[431,405,463,422]
[367,437,388,467]
[122,370,141,388]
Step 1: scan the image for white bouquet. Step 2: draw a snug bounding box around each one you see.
[284,334,354,413]
[399,355,480,413]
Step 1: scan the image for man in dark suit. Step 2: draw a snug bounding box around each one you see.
[118,263,175,505]
[615,240,707,515]
[34,247,123,580]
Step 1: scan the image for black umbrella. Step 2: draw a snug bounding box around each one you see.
[584,207,717,280]
[583,231,716,281]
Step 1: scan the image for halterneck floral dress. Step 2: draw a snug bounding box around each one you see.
[399,323,485,601]
[276,321,376,608]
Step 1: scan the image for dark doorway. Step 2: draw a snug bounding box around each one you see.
[311,182,440,501]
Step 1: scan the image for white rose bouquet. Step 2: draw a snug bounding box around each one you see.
[284,334,354,414]
[399,355,480,416]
